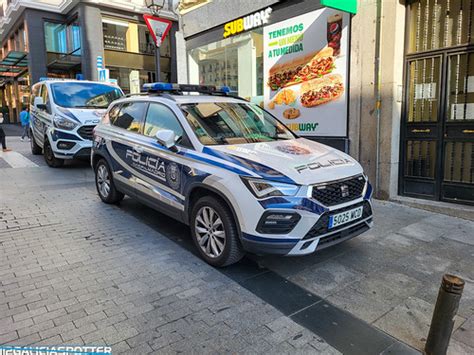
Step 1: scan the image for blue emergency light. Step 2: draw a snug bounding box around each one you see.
[142,82,231,95]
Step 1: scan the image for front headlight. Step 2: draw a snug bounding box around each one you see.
[53,114,77,130]
[361,174,369,197]
[241,177,299,199]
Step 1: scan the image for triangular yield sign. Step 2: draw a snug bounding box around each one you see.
[143,14,172,47]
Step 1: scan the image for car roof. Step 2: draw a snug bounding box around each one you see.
[117,94,249,106]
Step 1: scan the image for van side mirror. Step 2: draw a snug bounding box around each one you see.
[155,129,178,152]
[33,97,44,109]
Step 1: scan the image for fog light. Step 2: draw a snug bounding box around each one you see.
[57,141,76,150]
[256,212,301,234]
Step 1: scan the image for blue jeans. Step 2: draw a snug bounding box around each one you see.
[21,123,30,139]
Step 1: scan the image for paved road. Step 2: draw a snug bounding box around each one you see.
[0,145,473,354]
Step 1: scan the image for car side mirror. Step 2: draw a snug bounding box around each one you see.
[155,129,178,152]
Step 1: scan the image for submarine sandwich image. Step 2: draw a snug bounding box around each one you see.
[267,46,334,91]
[300,74,344,107]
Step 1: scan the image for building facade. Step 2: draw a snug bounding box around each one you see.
[0,0,179,122]
[179,0,474,206]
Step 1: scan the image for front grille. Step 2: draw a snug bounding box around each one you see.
[302,201,372,240]
[312,175,366,206]
[77,125,95,140]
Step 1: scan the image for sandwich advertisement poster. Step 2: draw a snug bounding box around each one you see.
[263,8,349,137]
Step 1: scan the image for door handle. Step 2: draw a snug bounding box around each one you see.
[462,129,474,134]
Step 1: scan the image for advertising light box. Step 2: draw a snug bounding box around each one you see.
[263,8,350,137]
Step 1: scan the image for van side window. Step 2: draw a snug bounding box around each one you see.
[113,102,147,132]
[143,103,193,148]
[41,85,49,106]
[30,85,40,106]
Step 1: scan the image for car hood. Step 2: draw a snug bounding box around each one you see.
[206,138,363,185]
[57,107,106,125]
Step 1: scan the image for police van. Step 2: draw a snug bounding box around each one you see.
[29,79,123,167]
[92,83,373,267]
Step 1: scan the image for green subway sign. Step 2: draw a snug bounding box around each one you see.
[321,0,357,14]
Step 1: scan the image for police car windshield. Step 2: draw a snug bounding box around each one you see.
[51,82,122,109]
[180,102,295,145]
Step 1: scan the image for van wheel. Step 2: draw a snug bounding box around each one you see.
[30,131,42,155]
[190,196,244,267]
[95,159,124,204]
[43,139,64,168]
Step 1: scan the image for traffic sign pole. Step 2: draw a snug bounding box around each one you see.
[155,46,161,82]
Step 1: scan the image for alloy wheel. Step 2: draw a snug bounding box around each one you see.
[194,206,226,258]
[96,164,111,198]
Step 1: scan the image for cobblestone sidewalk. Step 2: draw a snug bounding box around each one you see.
[0,180,339,354]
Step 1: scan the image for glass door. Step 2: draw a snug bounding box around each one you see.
[401,56,442,198]
[442,51,474,202]
[401,0,474,205]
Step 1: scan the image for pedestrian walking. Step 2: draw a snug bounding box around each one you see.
[20,106,30,141]
[0,112,12,152]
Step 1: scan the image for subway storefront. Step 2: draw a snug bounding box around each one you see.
[186,1,351,151]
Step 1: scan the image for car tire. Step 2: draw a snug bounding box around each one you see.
[43,139,64,168]
[30,131,42,155]
[190,196,245,267]
[95,159,124,204]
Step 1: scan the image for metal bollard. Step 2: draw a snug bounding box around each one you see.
[425,274,465,355]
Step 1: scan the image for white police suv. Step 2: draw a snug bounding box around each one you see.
[92,83,373,267]
[30,79,123,167]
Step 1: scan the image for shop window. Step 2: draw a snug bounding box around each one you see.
[138,25,155,55]
[137,25,171,57]
[44,21,80,55]
[108,67,171,94]
[188,29,264,101]
[14,26,26,52]
[68,22,81,55]
[103,19,129,51]
[45,22,67,53]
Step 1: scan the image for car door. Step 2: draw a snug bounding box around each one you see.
[135,102,194,218]
[106,101,148,196]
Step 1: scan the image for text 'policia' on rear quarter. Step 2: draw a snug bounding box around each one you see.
[92,83,373,267]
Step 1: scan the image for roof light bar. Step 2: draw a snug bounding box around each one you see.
[39,77,71,82]
[142,82,231,94]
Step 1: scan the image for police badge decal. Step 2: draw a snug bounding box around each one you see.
[166,162,181,190]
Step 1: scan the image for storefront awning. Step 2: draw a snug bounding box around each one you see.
[0,51,28,78]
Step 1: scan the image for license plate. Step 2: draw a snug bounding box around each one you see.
[328,206,363,229]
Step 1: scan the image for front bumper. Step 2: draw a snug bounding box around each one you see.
[241,200,373,256]
[48,127,93,160]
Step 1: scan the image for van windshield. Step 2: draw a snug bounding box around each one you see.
[180,102,295,145]
[50,82,123,109]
